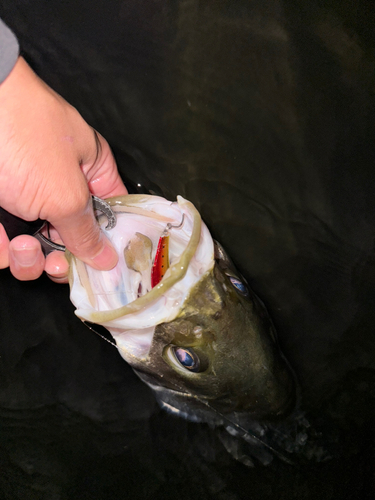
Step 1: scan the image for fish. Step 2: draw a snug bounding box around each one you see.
[67,194,297,462]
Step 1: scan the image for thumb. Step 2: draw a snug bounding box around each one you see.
[51,192,118,270]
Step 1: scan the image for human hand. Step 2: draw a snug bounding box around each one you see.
[0,56,128,283]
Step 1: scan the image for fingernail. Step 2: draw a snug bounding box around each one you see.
[13,246,39,267]
[90,242,118,270]
[45,251,69,278]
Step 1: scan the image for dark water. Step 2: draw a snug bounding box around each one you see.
[1,271,374,499]
[1,0,375,498]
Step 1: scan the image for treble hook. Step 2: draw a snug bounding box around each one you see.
[92,196,117,230]
[162,213,185,237]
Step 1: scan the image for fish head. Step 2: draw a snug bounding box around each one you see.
[68,195,295,424]
[128,242,296,422]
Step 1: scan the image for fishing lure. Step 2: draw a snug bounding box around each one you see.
[151,215,185,288]
[151,233,170,287]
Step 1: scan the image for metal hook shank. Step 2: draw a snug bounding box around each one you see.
[36,196,117,255]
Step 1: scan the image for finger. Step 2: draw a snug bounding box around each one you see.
[48,131,123,270]
[50,193,118,271]
[45,250,69,283]
[0,223,10,269]
[81,130,128,198]
[9,235,45,281]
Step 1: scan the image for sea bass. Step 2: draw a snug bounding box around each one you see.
[68,195,296,442]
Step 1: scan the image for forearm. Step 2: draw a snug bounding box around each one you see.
[0,18,19,84]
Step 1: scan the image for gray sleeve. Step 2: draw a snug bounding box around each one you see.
[0,19,19,84]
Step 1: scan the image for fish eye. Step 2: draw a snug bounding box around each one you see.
[228,276,249,297]
[166,346,201,373]
[173,347,200,372]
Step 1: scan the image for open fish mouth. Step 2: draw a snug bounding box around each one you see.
[68,194,214,359]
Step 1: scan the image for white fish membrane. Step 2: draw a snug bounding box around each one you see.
[69,196,214,358]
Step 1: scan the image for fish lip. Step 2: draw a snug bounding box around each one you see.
[133,368,193,397]
[134,368,232,402]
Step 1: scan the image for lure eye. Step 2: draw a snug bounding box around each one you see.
[228,276,249,297]
[171,347,200,372]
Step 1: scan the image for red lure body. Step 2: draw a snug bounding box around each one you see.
[151,235,170,287]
